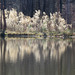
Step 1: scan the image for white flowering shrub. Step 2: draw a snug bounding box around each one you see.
[5,8,72,34]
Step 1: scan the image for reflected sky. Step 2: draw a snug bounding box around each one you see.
[0,38,75,75]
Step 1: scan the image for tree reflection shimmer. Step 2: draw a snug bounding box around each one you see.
[0,38,75,75]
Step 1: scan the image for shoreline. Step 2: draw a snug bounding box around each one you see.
[0,31,74,39]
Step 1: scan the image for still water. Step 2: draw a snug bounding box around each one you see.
[0,38,75,75]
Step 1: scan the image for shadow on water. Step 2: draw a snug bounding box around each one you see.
[0,38,75,75]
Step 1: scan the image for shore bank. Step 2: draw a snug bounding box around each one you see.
[0,31,73,39]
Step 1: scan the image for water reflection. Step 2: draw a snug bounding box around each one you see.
[0,38,75,75]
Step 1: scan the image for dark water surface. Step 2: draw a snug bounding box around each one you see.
[0,38,75,75]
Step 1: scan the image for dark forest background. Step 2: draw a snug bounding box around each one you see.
[3,0,75,24]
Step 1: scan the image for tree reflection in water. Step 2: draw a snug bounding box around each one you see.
[0,38,75,75]
[0,39,6,75]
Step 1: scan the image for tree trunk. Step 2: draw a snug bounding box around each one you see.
[60,0,62,13]
[66,0,71,24]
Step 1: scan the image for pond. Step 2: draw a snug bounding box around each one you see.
[0,38,75,75]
